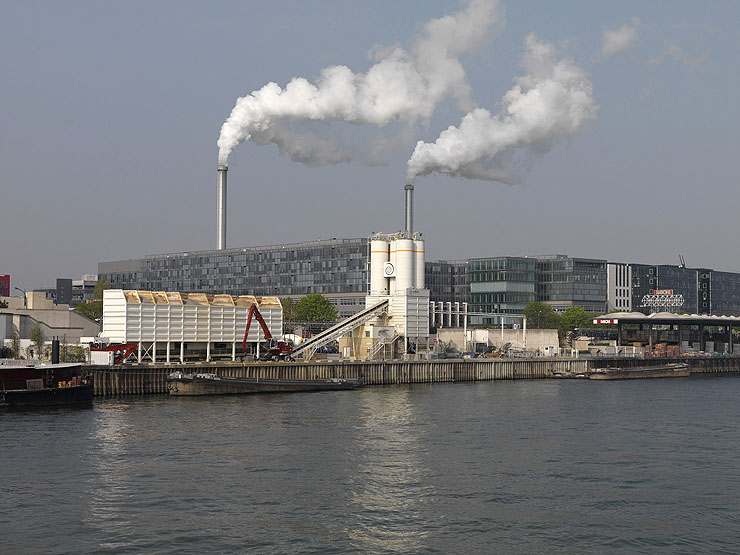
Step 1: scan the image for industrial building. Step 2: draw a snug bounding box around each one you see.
[101,290,282,363]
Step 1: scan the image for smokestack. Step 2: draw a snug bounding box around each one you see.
[404,183,414,235]
[217,165,228,250]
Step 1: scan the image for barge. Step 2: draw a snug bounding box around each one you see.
[589,363,690,380]
[167,372,362,396]
[1,364,93,408]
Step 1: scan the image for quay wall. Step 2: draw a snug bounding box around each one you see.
[90,356,740,396]
[91,358,587,396]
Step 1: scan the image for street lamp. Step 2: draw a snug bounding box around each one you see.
[14,286,26,308]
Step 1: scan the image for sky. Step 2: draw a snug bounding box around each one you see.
[1,1,739,292]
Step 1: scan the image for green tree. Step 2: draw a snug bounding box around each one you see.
[93,278,110,301]
[11,332,20,358]
[558,306,598,346]
[75,301,103,323]
[30,323,45,360]
[280,297,297,320]
[295,294,337,328]
[523,302,560,329]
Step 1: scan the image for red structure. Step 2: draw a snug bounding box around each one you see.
[0,275,9,297]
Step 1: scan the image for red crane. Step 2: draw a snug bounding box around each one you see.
[242,304,294,361]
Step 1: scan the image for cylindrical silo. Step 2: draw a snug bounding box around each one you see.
[414,236,425,289]
[394,237,415,293]
[370,237,390,295]
[388,237,397,295]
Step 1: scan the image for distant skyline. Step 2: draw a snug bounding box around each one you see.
[2,1,739,292]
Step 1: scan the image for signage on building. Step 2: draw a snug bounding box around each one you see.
[594,319,618,324]
[653,289,674,295]
[641,293,684,309]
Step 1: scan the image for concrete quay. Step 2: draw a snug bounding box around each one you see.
[90,356,740,397]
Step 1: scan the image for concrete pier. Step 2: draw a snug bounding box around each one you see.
[90,356,740,397]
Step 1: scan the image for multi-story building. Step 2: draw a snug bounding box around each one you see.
[0,275,9,297]
[536,255,607,313]
[425,260,469,304]
[607,263,632,312]
[625,264,740,316]
[99,238,370,319]
[468,257,536,325]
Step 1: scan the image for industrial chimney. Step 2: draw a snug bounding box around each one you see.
[217,165,228,250]
[404,182,414,235]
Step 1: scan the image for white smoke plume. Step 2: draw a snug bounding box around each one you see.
[406,34,598,183]
[217,0,503,166]
[601,17,639,57]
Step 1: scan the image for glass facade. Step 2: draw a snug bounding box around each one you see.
[710,271,740,315]
[468,257,536,324]
[536,255,607,313]
[99,238,368,297]
[425,260,469,304]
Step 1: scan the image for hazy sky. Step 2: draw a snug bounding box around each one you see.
[2,1,739,292]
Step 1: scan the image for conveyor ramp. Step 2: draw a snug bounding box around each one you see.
[292,299,389,360]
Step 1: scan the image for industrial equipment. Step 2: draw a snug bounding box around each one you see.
[243,304,294,361]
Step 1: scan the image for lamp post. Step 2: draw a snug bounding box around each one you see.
[14,286,26,309]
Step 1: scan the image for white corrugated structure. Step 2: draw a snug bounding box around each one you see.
[102,289,282,362]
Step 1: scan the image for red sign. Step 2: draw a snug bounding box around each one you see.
[653,289,673,295]
[0,275,9,298]
[594,319,618,324]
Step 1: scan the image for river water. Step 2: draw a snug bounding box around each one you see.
[2,375,740,554]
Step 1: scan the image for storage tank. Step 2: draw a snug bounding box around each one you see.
[394,237,415,293]
[414,236,425,289]
[370,237,390,295]
[388,236,397,295]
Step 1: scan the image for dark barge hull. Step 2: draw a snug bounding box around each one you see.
[167,373,362,396]
[1,384,94,407]
[589,363,690,380]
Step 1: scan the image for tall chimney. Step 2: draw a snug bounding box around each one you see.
[217,165,228,250]
[404,182,414,235]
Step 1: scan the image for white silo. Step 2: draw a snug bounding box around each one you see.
[394,236,415,294]
[388,236,397,295]
[370,236,390,295]
[414,236,425,289]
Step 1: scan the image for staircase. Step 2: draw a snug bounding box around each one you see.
[368,330,400,360]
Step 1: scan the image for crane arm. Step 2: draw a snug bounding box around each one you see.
[243,304,273,355]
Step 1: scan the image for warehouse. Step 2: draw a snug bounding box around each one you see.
[101,290,282,362]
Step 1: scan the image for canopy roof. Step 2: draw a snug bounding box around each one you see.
[594,311,740,325]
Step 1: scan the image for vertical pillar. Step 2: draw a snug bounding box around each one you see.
[728,325,732,354]
[678,324,682,355]
[617,322,622,350]
[166,341,170,363]
[649,324,653,351]
[206,341,211,362]
[523,316,527,351]
[138,341,142,363]
[180,341,184,363]
[152,341,156,364]
[700,324,706,352]
[232,342,236,361]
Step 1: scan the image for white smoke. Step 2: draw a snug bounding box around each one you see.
[217,0,503,166]
[406,34,598,183]
[601,17,639,57]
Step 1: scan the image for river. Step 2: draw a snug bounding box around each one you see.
[2,375,740,553]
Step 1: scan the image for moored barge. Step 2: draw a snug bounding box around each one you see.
[167,372,362,396]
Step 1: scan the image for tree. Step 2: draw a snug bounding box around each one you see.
[75,301,103,323]
[280,297,297,320]
[558,306,597,347]
[295,294,337,329]
[93,278,110,301]
[11,332,20,359]
[30,323,45,360]
[523,302,560,329]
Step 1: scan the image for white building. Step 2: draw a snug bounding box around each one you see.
[101,289,282,362]
[607,263,632,312]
